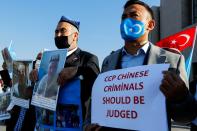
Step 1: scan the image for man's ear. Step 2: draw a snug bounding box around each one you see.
[147,19,155,31]
[73,32,79,41]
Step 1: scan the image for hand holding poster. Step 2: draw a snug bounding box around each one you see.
[31,49,67,111]
[91,64,169,131]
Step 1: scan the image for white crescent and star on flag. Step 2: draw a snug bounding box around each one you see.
[170,34,190,47]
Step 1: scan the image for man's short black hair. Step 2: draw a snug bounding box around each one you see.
[124,0,155,20]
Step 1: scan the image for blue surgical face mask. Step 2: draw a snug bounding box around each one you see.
[120,18,145,41]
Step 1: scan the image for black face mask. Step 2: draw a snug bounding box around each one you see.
[55,36,70,49]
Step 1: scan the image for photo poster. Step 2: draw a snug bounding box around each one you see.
[11,60,33,109]
[31,49,67,111]
[35,79,83,131]
[1,47,15,73]
[0,92,11,120]
[91,64,169,131]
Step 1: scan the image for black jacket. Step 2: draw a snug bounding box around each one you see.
[63,48,100,120]
[6,105,36,131]
[190,80,197,96]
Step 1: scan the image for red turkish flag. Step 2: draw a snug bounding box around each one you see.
[156,27,196,52]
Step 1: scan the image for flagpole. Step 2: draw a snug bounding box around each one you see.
[186,26,197,78]
[8,40,12,50]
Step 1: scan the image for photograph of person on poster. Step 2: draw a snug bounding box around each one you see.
[12,61,31,99]
[36,54,60,99]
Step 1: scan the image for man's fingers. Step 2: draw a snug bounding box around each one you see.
[33,71,38,81]
[57,75,62,85]
[160,85,168,96]
[57,73,65,86]
[162,71,188,102]
[29,69,38,82]
[57,67,78,86]
[163,73,175,86]
[85,124,100,131]
[170,72,179,81]
[57,75,60,84]
[161,79,171,89]
[95,126,102,131]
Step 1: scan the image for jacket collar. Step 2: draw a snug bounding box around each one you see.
[65,48,81,67]
[147,43,168,64]
[103,43,168,70]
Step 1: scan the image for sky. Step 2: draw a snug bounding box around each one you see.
[0,0,160,70]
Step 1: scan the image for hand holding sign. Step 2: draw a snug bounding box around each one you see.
[57,66,78,86]
[160,71,189,102]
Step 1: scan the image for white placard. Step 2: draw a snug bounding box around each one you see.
[92,64,169,131]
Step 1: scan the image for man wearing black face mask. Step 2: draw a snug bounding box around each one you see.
[54,16,79,50]
[30,16,100,130]
[85,0,196,131]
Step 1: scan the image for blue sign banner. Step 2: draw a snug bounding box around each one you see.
[35,78,82,131]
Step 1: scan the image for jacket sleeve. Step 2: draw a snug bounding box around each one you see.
[170,55,197,123]
[78,54,100,102]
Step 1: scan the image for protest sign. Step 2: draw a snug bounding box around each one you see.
[1,44,16,73]
[35,79,83,131]
[11,60,32,108]
[31,49,67,111]
[92,64,169,131]
[1,47,13,72]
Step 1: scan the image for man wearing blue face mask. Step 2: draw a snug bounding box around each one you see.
[85,0,196,131]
